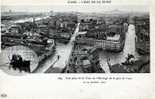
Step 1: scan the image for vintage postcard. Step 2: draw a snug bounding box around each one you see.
[0,0,155,99]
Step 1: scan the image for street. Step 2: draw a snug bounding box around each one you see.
[99,24,140,73]
[34,23,80,73]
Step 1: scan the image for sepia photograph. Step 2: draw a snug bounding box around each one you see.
[0,5,150,75]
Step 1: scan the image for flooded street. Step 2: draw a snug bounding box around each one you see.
[34,23,80,73]
[52,23,80,69]
[99,24,140,73]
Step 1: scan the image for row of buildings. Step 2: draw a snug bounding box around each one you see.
[134,15,150,55]
[40,14,77,43]
[75,15,129,52]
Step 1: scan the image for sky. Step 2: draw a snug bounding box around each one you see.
[1,5,149,13]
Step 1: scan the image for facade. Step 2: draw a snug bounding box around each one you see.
[134,16,150,54]
[75,36,125,52]
[76,24,126,52]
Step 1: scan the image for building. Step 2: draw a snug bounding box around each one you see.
[64,44,105,73]
[76,15,128,52]
[8,24,22,34]
[75,24,126,52]
[134,16,150,54]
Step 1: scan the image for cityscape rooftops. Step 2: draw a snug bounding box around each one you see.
[107,34,120,41]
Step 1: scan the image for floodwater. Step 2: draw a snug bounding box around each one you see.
[34,23,80,73]
[0,46,39,75]
[0,17,146,74]
[99,24,140,73]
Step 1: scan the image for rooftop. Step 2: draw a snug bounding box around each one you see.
[107,34,120,41]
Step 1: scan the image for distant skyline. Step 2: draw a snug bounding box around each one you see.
[1,5,149,13]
